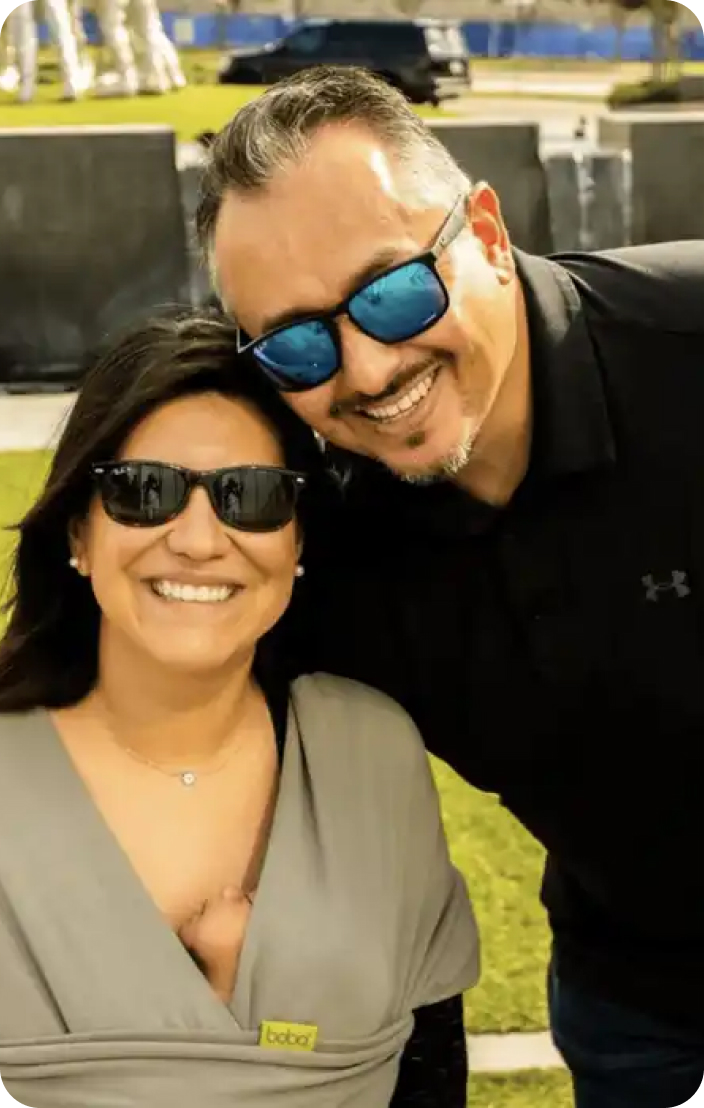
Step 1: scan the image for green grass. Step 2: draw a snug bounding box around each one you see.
[435,758,549,1033]
[471,57,704,75]
[11,48,700,137]
[0,81,267,142]
[0,48,443,139]
[0,83,442,139]
[471,1071,573,1107]
[0,449,551,1034]
[0,452,52,610]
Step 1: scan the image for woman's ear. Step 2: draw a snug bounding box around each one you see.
[294,527,305,578]
[67,519,89,576]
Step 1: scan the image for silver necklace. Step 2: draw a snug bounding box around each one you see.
[108,732,243,788]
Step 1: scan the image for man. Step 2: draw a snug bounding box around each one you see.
[196,66,704,1108]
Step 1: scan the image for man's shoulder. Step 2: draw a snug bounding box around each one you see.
[551,241,704,336]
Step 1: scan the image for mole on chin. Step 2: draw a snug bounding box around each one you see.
[405,431,427,449]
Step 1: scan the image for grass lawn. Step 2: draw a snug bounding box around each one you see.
[4,49,703,134]
[0,448,551,1034]
[0,82,261,141]
[471,1071,573,1107]
[0,48,443,139]
[0,81,270,142]
[471,57,704,75]
[0,45,270,140]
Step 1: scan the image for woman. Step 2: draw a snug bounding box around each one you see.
[0,313,478,1108]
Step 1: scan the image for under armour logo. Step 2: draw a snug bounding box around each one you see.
[642,571,691,602]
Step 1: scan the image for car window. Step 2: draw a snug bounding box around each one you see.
[423,24,466,56]
[325,24,366,55]
[283,26,327,55]
[373,23,424,54]
[324,21,421,57]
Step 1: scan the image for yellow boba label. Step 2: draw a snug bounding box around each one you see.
[259,1020,318,1051]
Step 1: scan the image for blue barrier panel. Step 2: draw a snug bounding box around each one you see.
[682,27,704,60]
[619,25,655,61]
[30,14,694,64]
[496,22,518,57]
[462,22,492,57]
[501,20,654,60]
[36,11,291,49]
[161,12,291,48]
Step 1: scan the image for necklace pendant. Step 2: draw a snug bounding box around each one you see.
[180,771,197,787]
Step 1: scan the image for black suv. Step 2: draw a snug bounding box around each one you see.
[218,18,470,105]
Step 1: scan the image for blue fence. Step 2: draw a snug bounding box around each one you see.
[36,13,704,63]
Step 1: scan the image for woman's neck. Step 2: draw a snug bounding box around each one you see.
[81,633,260,765]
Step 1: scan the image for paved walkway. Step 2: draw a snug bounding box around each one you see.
[472,72,611,98]
[468,1031,564,1073]
[0,392,76,451]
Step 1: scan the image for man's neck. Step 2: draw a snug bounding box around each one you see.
[453,291,532,507]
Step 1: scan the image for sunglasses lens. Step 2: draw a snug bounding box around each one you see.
[254,320,338,391]
[214,469,300,532]
[97,463,184,526]
[349,261,447,343]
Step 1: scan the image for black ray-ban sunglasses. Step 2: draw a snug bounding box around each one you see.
[236,189,470,393]
[91,461,306,533]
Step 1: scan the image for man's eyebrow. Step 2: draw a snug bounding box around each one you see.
[258,247,406,335]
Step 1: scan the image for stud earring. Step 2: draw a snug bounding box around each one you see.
[69,556,79,570]
[295,565,305,579]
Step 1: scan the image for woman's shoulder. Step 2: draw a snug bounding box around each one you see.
[290,672,429,778]
[0,709,32,729]
[0,709,47,747]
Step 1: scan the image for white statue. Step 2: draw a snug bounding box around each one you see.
[0,25,19,91]
[0,0,185,101]
[1,0,86,102]
[94,0,186,96]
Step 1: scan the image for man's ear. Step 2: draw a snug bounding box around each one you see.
[467,182,514,283]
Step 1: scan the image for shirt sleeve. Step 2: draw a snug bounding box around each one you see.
[390,994,468,1108]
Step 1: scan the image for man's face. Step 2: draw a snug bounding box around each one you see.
[213,125,519,482]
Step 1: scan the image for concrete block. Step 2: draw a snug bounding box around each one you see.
[598,113,704,243]
[0,125,192,390]
[429,119,554,254]
[543,152,582,252]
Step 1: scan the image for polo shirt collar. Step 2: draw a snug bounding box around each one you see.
[515,248,616,479]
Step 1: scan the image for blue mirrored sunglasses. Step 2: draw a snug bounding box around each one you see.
[237,190,469,393]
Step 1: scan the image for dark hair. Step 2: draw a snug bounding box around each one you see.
[195,65,466,267]
[0,311,325,713]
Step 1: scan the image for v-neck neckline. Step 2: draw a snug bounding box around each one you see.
[33,701,299,1034]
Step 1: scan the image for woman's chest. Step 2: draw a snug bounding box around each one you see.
[76,752,278,931]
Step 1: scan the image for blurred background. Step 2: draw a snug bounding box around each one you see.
[1,2,702,1103]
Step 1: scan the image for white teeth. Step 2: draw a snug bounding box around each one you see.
[362,370,437,423]
[151,581,235,603]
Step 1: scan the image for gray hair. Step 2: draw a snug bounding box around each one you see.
[195,65,470,288]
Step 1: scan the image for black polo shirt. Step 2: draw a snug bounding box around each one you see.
[286,242,704,1034]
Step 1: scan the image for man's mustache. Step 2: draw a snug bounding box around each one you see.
[329,355,444,418]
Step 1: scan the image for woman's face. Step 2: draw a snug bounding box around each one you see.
[71,392,300,678]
